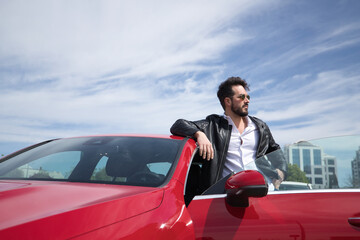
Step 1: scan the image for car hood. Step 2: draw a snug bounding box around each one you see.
[0,180,164,232]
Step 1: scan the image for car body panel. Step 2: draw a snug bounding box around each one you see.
[188,190,360,239]
[171,138,197,185]
[0,180,165,239]
[72,180,195,240]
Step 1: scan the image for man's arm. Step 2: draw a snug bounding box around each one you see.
[262,123,287,189]
[170,119,214,161]
[170,119,201,137]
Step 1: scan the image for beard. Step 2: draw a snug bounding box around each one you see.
[231,102,249,117]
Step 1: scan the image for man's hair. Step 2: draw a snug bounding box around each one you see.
[217,77,250,110]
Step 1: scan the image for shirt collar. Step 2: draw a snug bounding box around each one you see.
[223,114,255,128]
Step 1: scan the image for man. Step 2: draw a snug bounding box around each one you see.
[170,77,287,192]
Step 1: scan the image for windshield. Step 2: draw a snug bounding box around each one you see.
[0,136,182,187]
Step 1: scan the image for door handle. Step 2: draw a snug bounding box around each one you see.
[348,217,360,227]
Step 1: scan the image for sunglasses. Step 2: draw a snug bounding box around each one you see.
[238,94,250,100]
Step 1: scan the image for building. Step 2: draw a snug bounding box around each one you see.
[284,141,338,189]
[351,147,360,188]
[324,154,339,189]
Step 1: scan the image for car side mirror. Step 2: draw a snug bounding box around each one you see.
[225,170,268,207]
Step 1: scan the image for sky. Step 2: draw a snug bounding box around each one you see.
[1,0,360,156]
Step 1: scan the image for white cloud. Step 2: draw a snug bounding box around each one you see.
[2,0,281,146]
[254,69,360,145]
[0,0,266,81]
[1,0,360,155]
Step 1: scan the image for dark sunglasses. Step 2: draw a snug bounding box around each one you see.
[238,94,250,100]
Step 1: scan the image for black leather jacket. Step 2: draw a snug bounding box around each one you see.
[170,114,287,191]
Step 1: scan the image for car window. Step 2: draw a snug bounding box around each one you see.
[2,151,81,179]
[0,136,182,187]
[90,159,172,183]
[283,135,360,190]
[91,156,114,182]
[147,162,172,175]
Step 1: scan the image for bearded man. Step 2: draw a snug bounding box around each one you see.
[170,77,287,192]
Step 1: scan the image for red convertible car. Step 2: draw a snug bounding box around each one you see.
[0,134,360,239]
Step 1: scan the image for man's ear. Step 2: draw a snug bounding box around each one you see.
[225,97,232,107]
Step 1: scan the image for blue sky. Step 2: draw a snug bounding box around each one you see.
[1,0,360,155]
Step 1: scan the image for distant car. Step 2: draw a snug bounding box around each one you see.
[0,134,360,239]
[279,181,313,190]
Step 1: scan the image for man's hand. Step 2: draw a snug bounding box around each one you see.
[194,131,214,161]
[272,169,285,190]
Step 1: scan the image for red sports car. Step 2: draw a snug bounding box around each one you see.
[0,134,359,239]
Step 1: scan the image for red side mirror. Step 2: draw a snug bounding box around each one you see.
[225,170,268,207]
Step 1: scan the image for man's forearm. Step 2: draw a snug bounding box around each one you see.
[170,119,202,137]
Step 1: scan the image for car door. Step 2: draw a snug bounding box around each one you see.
[186,135,360,239]
[188,189,360,239]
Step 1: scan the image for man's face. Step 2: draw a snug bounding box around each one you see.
[229,85,250,117]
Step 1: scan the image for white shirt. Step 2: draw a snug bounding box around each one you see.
[222,115,259,177]
[222,115,275,191]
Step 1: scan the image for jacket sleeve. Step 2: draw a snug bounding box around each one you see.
[254,120,288,180]
[170,118,209,138]
[265,122,282,154]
